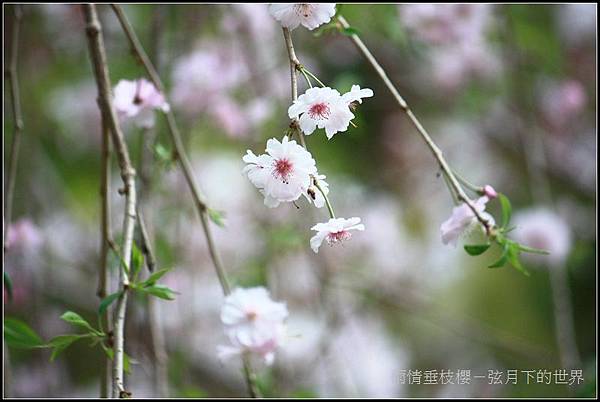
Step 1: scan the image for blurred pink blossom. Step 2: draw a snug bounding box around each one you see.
[6,218,44,252]
[538,79,587,131]
[512,208,572,266]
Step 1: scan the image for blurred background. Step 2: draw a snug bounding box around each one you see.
[3,3,596,398]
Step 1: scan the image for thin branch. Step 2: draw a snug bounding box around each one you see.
[336,15,493,234]
[282,27,307,149]
[110,4,232,293]
[4,5,24,251]
[82,5,137,398]
[109,4,262,397]
[99,115,113,398]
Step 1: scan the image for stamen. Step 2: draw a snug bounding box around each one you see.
[294,4,313,18]
[272,158,293,184]
[326,230,352,246]
[308,102,330,120]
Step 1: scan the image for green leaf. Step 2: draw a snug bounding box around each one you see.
[99,291,122,317]
[340,26,360,36]
[507,243,530,276]
[464,243,491,256]
[4,317,45,349]
[518,243,550,255]
[60,311,98,334]
[498,193,512,228]
[139,284,178,300]
[153,143,171,162]
[207,208,226,228]
[488,243,509,268]
[131,243,144,281]
[141,267,172,288]
[47,334,83,361]
[4,271,13,301]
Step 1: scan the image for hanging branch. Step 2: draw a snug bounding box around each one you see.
[336,15,493,234]
[4,5,24,251]
[99,116,113,398]
[109,4,261,397]
[82,4,137,398]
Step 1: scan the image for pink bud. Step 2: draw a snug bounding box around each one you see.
[483,185,498,199]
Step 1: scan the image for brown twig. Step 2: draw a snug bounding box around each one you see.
[109,4,262,397]
[4,5,24,251]
[99,115,113,398]
[82,4,137,397]
[336,15,493,234]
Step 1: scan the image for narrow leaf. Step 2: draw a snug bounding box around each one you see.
[498,193,512,228]
[488,243,509,268]
[4,318,45,349]
[60,311,97,334]
[99,291,122,316]
[131,243,144,281]
[507,243,530,276]
[4,271,13,301]
[207,209,226,228]
[140,284,178,300]
[518,243,550,255]
[464,243,491,256]
[47,334,83,361]
[142,268,172,288]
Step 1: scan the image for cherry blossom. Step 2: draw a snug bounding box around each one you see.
[269,4,337,31]
[288,86,373,139]
[113,78,169,128]
[310,217,365,253]
[440,196,494,247]
[218,287,288,365]
[243,136,317,208]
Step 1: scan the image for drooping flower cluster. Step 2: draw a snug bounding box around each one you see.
[269,3,337,30]
[288,85,374,139]
[440,196,494,247]
[218,287,288,365]
[113,78,170,128]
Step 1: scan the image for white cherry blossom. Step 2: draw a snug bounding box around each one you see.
[288,86,373,139]
[113,78,169,128]
[269,4,336,31]
[310,217,365,253]
[218,287,288,365]
[440,196,494,247]
[243,136,317,208]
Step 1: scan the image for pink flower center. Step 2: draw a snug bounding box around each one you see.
[273,158,293,183]
[308,102,330,120]
[326,230,352,246]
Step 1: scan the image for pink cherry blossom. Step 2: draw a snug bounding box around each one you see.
[310,217,365,253]
[440,196,494,247]
[218,287,288,365]
[269,4,337,31]
[243,136,317,208]
[113,78,169,128]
